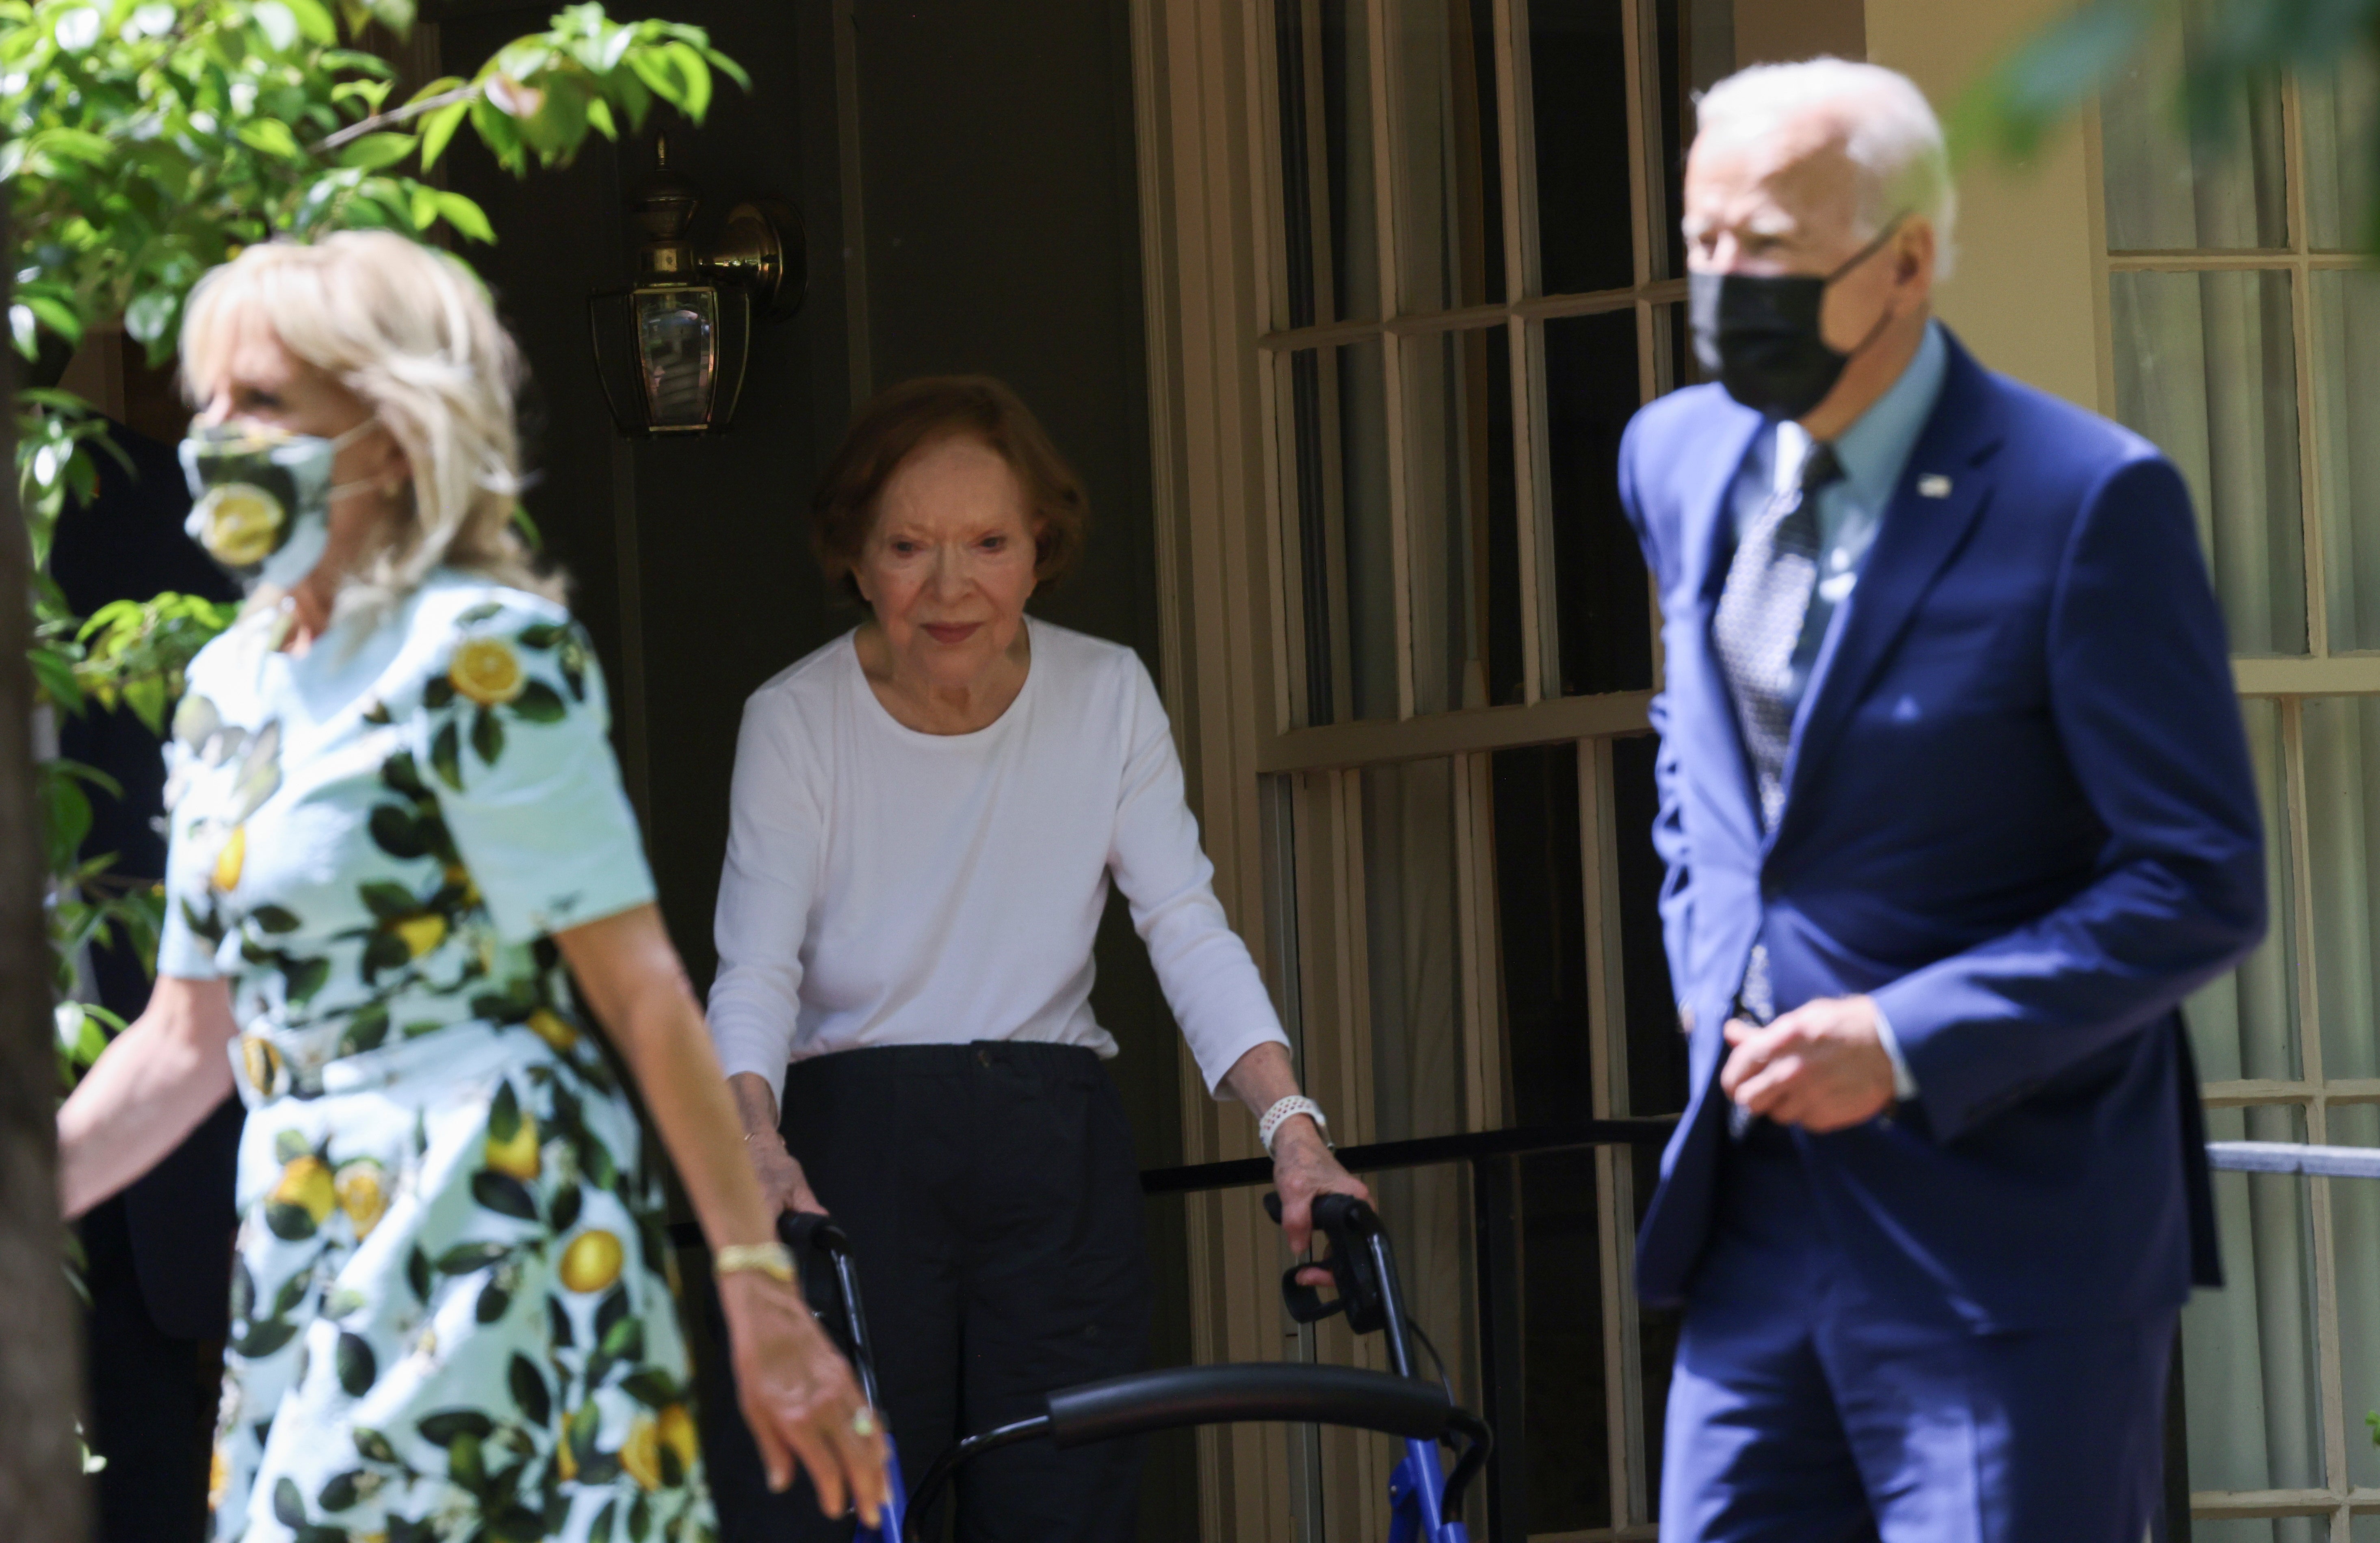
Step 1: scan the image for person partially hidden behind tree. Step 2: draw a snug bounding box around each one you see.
[54,231,889,1543]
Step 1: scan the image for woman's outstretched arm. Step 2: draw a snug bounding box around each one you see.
[555,903,888,1527]
[57,975,239,1221]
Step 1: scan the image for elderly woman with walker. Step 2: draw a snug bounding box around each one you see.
[708,375,1367,1541]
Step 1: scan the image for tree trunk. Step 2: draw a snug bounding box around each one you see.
[0,206,91,1543]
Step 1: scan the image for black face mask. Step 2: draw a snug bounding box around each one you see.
[1689,215,1907,420]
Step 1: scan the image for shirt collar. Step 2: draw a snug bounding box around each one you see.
[1772,318,1951,505]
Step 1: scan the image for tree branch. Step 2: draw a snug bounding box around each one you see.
[311,83,481,155]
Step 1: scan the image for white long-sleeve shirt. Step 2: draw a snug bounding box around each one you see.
[707,618,1291,1108]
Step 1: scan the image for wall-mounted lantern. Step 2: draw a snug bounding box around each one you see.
[589,136,804,436]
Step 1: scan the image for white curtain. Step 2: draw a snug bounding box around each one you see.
[2181,713,2325,1532]
[1360,759,1478,1415]
[2102,3,2305,657]
[2107,268,2306,656]
[2313,270,2380,651]
[2300,50,2376,253]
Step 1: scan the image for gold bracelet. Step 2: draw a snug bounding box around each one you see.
[714,1242,796,1285]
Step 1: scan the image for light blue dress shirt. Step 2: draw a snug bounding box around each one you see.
[1724,319,1950,1099]
[1726,318,1952,721]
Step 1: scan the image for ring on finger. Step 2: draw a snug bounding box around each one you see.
[851,1407,879,1439]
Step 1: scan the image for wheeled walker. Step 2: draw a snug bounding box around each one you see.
[890,1191,1493,1543]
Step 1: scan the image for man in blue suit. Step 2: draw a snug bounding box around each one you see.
[1620,59,2266,1541]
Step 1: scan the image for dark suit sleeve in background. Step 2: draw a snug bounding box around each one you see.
[1872,453,2267,1140]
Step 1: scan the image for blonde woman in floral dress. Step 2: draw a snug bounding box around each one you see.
[54,232,889,1543]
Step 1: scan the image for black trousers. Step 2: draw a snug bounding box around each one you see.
[704,1042,1151,1543]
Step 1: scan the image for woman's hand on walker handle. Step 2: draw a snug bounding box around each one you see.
[1221,1041,1372,1289]
[718,1267,889,1522]
[1271,1119,1371,1289]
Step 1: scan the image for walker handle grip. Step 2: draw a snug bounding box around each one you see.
[1263,1191,1388,1334]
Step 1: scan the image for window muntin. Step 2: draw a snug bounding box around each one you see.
[1259,0,1715,1531]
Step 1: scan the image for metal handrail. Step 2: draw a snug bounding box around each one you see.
[2207,1140,2380,1179]
[1138,1115,1678,1194]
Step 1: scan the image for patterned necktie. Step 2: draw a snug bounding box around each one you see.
[1712,440,1845,833]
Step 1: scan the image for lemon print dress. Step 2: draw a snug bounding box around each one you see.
[158,573,715,1543]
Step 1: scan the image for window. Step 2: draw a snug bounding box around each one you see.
[2097,18,2380,1538]
[1254,0,1730,1536]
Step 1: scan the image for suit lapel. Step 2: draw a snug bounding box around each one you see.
[1773,339,2008,852]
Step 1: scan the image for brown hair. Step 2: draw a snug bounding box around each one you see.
[812,375,1089,602]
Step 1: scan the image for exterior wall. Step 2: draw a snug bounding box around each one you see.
[1864,0,2104,412]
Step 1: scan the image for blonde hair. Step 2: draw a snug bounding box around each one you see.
[179,231,559,615]
[1695,58,1960,279]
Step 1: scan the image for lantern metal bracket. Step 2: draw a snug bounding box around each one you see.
[588,135,806,437]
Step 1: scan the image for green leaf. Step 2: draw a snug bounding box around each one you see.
[472,1170,540,1221]
[284,955,332,1004]
[358,881,418,921]
[434,1240,511,1276]
[598,1314,643,1364]
[274,1476,308,1528]
[434,190,496,245]
[273,1129,310,1163]
[568,1396,602,1461]
[471,705,505,764]
[431,720,463,790]
[593,1283,629,1346]
[361,929,411,978]
[20,294,82,348]
[318,1469,364,1513]
[336,1332,377,1396]
[406,1247,432,1301]
[353,1426,398,1463]
[339,132,420,172]
[415,1409,495,1448]
[618,1368,678,1408]
[507,1352,551,1425]
[369,805,431,859]
[234,1317,299,1358]
[511,680,567,723]
[250,905,303,934]
[420,100,470,172]
[476,1278,511,1322]
[489,1079,522,1143]
[340,1005,390,1052]
[288,0,342,43]
[236,118,303,160]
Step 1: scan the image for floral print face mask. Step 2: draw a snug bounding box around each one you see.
[180,418,381,593]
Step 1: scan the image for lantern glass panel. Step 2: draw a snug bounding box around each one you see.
[635,287,718,428]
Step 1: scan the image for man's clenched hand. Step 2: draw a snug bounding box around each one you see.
[1720,995,1897,1132]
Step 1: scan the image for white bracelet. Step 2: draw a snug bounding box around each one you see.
[1258,1095,1330,1157]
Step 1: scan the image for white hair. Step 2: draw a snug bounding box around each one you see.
[1694,57,1959,278]
[181,231,559,619]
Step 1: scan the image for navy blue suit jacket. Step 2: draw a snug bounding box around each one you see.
[1618,331,2266,1331]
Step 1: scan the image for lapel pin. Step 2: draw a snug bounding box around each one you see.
[1917,474,1953,499]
